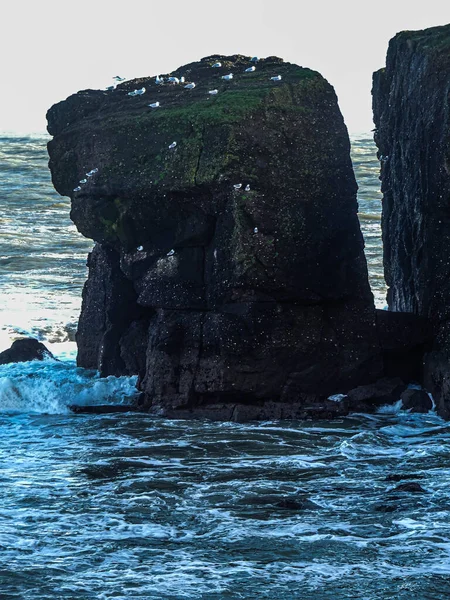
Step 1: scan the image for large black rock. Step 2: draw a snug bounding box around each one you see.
[373,25,450,417]
[47,54,384,418]
[0,338,54,365]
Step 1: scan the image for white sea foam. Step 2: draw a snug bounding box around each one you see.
[0,359,137,413]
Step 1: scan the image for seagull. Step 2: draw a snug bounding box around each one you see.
[113,76,126,81]
[212,62,222,68]
[208,89,218,95]
[73,186,81,192]
[184,82,196,89]
[106,85,116,91]
[245,184,251,191]
[79,179,87,184]
[128,90,137,96]
[250,56,258,62]
[221,73,233,80]
[253,227,258,233]
[92,168,99,173]
[180,76,185,83]
[137,245,144,251]
[270,75,282,81]
[245,66,256,72]
[155,75,163,84]
[233,183,242,190]
[169,142,177,149]
[135,87,146,95]
[167,249,175,256]
[148,102,160,108]
[168,76,179,84]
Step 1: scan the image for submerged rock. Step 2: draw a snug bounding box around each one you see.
[392,482,426,494]
[48,54,383,418]
[69,404,139,414]
[0,338,54,365]
[373,25,450,418]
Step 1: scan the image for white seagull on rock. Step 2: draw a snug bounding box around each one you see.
[113,76,126,81]
[245,184,251,191]
[180,76,185,83]
[233,183,242,190]
[270,75,282,81]
[135,87,146,95]
[167,249,175,256]
[212,62,222,68]
[155,75,163,84]
[168,76,179,84]
[137,245,144,251]
[221,73,233,80]
[184,82,196,89]
[253,227,258,233]
[250,56,258,62]
[208,89,218,95]
[73,186,81,192]
[79,179,87,184]
[245,66,255,72]
[149,102,160,108]
[169,142,177,149]
[106,85,116,91]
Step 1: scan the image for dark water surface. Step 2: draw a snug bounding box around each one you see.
[2,411,450,599]
[2,133,444,599]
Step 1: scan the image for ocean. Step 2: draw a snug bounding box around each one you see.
[2,133,448,599]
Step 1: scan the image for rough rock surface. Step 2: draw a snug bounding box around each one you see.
[400,388,433,413]
[346,377,406,413]
[373,25,450,417]
[375,309,433,382]
[0,338,54,365]
[48,54,383,418]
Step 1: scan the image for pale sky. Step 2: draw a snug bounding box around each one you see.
[1,0,449,134]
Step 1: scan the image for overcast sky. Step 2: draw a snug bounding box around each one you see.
[1,0,448,134]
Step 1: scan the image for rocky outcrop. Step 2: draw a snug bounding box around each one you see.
[0,338,54,365]
[373,25,450,417]
[47,54,386,418]
[76,244,150,378]
[400,388,433,413]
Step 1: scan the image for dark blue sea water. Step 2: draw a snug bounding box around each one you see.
[2,133,448,600]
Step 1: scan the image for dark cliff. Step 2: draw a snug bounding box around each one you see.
[48,54,384,419]
[373,25,450,416]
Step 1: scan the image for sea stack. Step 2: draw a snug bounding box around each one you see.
[47,54,383,419]
[373,25,450,417]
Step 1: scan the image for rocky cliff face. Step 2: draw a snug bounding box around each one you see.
[373,25,450,416]
[48,54,383,418]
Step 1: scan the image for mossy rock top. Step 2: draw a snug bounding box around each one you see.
[47,55,321,136]
[47,55,338,204]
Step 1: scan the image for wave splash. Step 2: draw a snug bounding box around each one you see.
[0,359,138,414]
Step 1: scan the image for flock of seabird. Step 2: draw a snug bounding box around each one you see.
[73,168,98,192]
[119,56,282,110]
[74,57,283,248]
